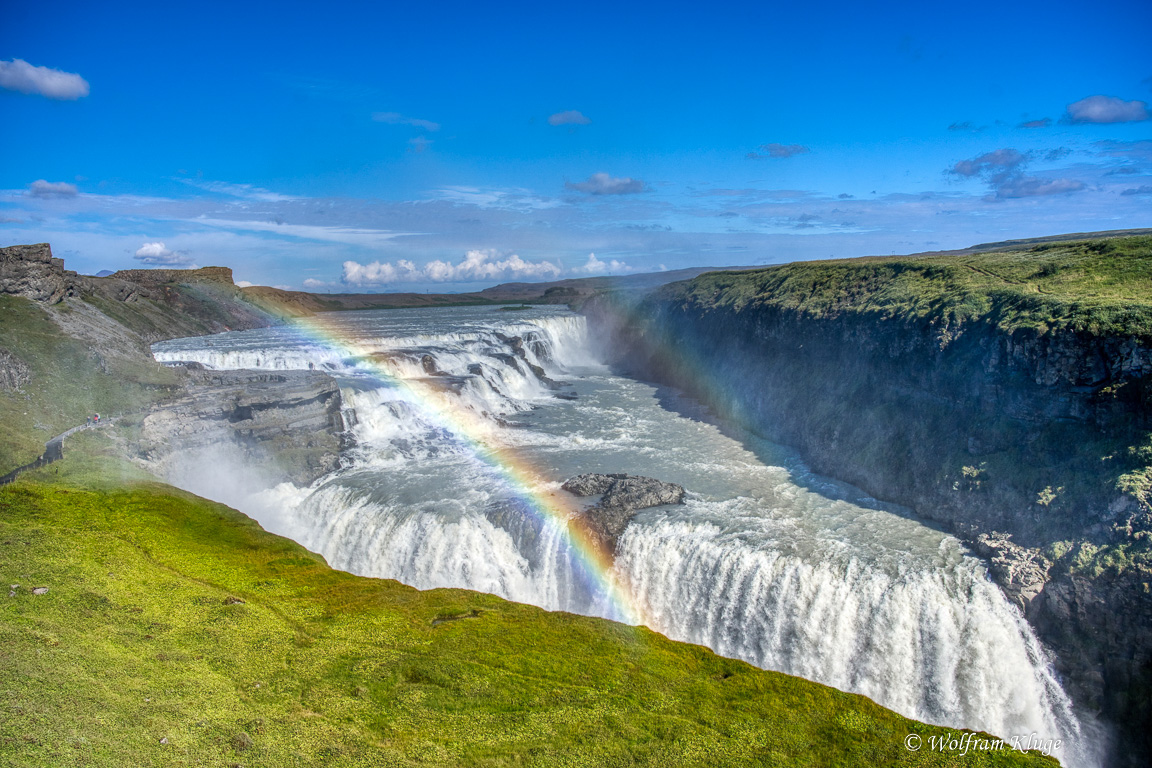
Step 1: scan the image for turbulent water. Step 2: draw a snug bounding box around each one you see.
[153,306,1096,766]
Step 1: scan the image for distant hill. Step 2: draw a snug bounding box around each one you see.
[240,265,764,316]
[240,229,1152,317]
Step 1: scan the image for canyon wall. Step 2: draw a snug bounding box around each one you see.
[584,238,1152,764]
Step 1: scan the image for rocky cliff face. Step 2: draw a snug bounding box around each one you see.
[583,265,1152,765]
[0,243,70,303]
[135,368,350,487]
[108,266,236,287]
[0,242,345,488]
[1,243,275,341]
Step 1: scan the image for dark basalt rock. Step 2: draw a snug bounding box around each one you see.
[562,473,686,553]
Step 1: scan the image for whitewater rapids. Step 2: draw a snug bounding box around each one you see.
[153,305,1097,767]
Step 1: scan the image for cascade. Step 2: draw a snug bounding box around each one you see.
[153,306,1095,768]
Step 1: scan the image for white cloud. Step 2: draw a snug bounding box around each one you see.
[134,242,195,267]
[235,280,255,288]
[1065,95,1149,124]
[342,249,562,286]
[302,278,332,289]
[372,111,441,131]
[0,59,89,100]
[950,149,1028,178]
[578,253,631,275]
[565,173,647,195]
[408,136,433,153]
[432,186,561,211]
[747,143,810,160]
[994,177,1085,198]
[178,179,298,201]
[548,110,591,126]
[192,217,416,246]
[26,180,78,198]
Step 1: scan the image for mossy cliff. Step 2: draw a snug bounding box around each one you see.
[583,234,1152,765]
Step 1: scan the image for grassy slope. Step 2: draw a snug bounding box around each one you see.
[671,236,1152,337]
[0,463,1055,767]
[0,295,178,469]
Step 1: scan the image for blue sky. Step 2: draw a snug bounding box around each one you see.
[1,0,1149,291]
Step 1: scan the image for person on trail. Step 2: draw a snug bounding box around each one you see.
[94,413,99,424]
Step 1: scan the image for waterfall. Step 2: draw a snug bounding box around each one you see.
[152,306,1097,768]
[616,516,1080,748]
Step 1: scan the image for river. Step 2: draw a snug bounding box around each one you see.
[153,305,1094,767]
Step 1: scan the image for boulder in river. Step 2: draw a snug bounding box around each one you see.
[561,473,685,554]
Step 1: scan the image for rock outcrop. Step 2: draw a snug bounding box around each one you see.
[562,473,685,552]
[0,243,69,303]
[0,349,30,391]
[970,533,1052,612]
[136,369,350,486]
[1,243,274,340]
[108,266,236,287]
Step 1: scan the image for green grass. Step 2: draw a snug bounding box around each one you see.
[668,236,1152,336]
[0,475,1057,767]
[0,295,179,469]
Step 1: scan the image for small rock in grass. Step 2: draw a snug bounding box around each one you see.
[32,587,48,595]
[159,737,168,745]
[223,596,245,605]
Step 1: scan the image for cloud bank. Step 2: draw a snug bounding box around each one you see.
[578,253,630,274]
[949,148,1084,199]
[342,249,562,286]
[0,59,89,100]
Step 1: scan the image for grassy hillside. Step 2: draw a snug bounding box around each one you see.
[0,294,179,469]
[0,465,1057,767]
[669,235,1152,337]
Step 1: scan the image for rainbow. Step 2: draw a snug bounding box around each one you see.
[283,309,650,627]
